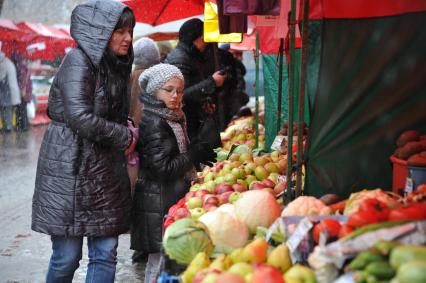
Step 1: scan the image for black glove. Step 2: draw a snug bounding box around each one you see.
[188,140,216,166]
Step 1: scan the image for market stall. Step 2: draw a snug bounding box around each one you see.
[146,1,426,282]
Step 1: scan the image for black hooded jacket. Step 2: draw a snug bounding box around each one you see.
[31,0,133,237]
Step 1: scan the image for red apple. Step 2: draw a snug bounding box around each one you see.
[214,183,234,195]
[274,182,286,195]
[261,179,276,188]
[185,191,197,201]
[195,189,210,199]
[249,181,267,190]
[203,195,219,207]
[203,203,218,212]
[218,191,234,204]
[174,207,190,220]
[232,183,248,192]
[251,265,284,283]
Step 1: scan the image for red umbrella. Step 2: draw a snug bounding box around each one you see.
[121,0,204,26]
[16,22,76,61]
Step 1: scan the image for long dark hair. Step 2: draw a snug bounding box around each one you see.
[115,8,135,31]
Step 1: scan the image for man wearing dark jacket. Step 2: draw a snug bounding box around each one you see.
[165,18,227,148]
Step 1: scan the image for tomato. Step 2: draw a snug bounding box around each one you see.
[416,184,426,195]
[347,198,390,227]
[312,219,342,244]
[388,202,426,222]
[329,200,346,214]
[338,225,354,238]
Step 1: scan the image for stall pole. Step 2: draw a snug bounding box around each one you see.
[255,31,260,148]
[295,0,310,197]
[285,0,297,203]
[276,38,284,135]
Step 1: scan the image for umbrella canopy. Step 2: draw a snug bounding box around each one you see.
[122,0,204,25]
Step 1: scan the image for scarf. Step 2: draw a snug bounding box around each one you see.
[140,91,189,153]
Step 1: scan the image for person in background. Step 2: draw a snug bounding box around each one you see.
[165,18,227,148]
[31,1,136,282]
[157,40,173,62]
[130,63,215,262]
[128,37,161,194]
[0,50,21,133]
[211,43,249,127]
[11,52,33,131]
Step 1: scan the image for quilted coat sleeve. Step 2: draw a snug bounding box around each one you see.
[141,117,194,180]
[58,49,130,150]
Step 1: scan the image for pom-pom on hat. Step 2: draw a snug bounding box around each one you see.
[139,63,184,94]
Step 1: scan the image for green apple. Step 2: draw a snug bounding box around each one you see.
[267,172,279,184]
[239,152,253,163]
[204,172,216,182]
[270,150,280,162]
[229,192,241,204]
[190,183,201,192]
[186,197,203,209]
[190,207,206,219]
[204,180,216,193]
[245,175,257,186]
[224,173,237,184]
[264,162,279,173]
[231,168,244,179]
[215,176,225,185]
[254,166,268,181]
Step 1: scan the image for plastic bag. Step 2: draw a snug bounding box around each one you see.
[26,100,36,119]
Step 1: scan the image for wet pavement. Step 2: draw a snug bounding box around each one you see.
[0,125,145,283]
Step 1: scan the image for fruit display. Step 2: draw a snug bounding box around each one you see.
[219,116,266,151]
[157,116,426,283]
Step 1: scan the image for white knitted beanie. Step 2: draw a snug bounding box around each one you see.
[139,63,184,94]
[133,37,160,69]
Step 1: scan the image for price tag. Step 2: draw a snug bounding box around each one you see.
[405,177,413,194]
[271,135,285,151]
[287,217,313,253]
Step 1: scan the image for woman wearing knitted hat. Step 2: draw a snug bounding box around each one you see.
[130,63,216,261]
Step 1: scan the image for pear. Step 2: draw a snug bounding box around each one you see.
[284,264,317,283]
[209,254,232,272]
[228,262,253,278]
[229,248,246,264]
[181,252,211,283]
[242,238,268,264]
[267,244,292,273]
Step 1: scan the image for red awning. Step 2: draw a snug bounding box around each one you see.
[306,0,426,20]
[121,0,204,26]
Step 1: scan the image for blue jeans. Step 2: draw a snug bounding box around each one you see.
[46,235,119,283]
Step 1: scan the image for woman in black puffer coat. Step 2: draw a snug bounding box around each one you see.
[130,63,215,261]
[31,1,136,282]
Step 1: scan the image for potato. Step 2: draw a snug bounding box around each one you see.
[396,130,420,147]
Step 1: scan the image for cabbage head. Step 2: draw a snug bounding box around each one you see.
[162,218,213,265]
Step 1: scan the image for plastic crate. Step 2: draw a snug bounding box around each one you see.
[390,155,408,194]
[157,272,180,283]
